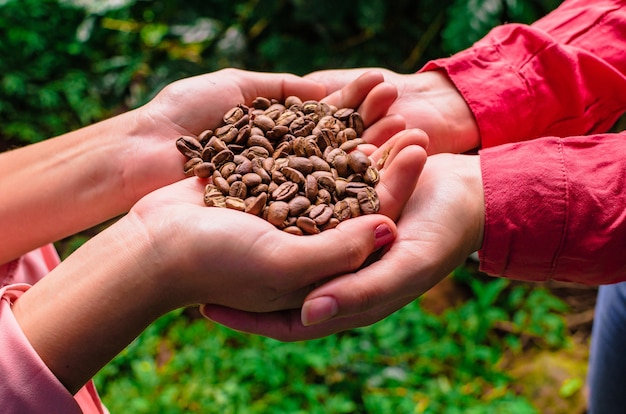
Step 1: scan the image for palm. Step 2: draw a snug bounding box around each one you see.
[306,68,477,154]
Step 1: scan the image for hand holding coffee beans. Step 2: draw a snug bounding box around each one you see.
[176,96,382,235]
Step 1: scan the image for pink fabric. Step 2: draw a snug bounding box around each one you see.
[1,245,107,413]
[422,0,626,147]
[421,0,626,284]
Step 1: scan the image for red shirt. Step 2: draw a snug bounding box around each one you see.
[423,0,626,284]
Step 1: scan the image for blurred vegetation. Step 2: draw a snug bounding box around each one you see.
[94,270,571,414]
[1,0,559,144]
[2,0,575,412]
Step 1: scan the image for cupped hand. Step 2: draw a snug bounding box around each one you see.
[201,153,484,341]
[306,68,480,154]
[125,128,427,313]
[123,69,405,207]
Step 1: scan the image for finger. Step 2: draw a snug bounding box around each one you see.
[230,70,327,104]
[369,127,430,156]
[300,245,444,327]
[200,295,412,342]
[355,82,398,126]
[305,68,378,94]
[269,214,399,289]
[321,71,386,110]
[361,114,405,145]
[377,145,426,221]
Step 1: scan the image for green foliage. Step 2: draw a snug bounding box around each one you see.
[4,1,570,411]
[94,271,569,413]
[1,0,558,145]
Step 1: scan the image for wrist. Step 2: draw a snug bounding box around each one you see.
[11,214,171,393]
[415,70,481,154]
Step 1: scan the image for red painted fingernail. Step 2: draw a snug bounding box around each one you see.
[374,224,394,249]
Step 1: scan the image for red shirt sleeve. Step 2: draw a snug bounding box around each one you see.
[421,0,626,148]
[478,132,626,285]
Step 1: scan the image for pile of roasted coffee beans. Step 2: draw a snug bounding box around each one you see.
[175,96,381,235]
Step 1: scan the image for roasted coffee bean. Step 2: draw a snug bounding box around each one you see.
[304,174,318,201]
[245,192,267,216]
[267,201,290,227]
[175,96,383,233]
[317,188,333,205]
[345,181,370,197]
[176,136,203,158]
[281,166,305,186]
[247,135,274,154]
[339,138,365,152]
[219,161,236,178]
[212,149,235,168]
[320,217,340,231]
[204,189,226,208]
[288,156,314,175]
[285,95,303,108]
[229,181,247,199]
[225,196,246,211]
[309,155,331,172]
[347,150,371,174]
[290,116,316,137]
[235,158,253,175]
[309,204,333,226]
[249,183,269,197]
[183,157,202,177]
[288,196,311,217]
[215,124,238,143]
[296,216,320,235]
[283,226,304,236]
[193,161,215,179]
[226,173,242,185]
[334,200,351,221]
[357,186,380,214]
[223,106,246,124]
[272,181,299,201]
[363,166,380,186]
[198,129,213,146]
[242,172,262,188]
[348,112,365,136]
[252,114,275,132]
[213,176,230,195]
[252,96,271,110]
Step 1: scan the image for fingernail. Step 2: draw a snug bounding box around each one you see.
[374,224,394,249]
[301,296,338,326]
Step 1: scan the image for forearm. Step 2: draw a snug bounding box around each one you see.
[422,0,626,147]
[10,213,175,394]
[0,109,184,263]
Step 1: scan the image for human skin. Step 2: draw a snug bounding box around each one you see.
[308,68,481,154]
[0,68,406,264]
[201,68,485,339]
[201,152,484,341]
[5,69,428,393]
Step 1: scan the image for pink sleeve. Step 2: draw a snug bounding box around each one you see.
[0,247,108,413]
[0,284,83,413]
[421,0,626,147]
[478,132,626,285]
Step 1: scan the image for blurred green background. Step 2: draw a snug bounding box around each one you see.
[3,1,593,413]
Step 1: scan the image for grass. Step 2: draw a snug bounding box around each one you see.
[92,265,574,413]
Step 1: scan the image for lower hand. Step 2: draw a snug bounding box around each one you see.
[201,153,484,340]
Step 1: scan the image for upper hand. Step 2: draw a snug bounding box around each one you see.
[306,68,480,154]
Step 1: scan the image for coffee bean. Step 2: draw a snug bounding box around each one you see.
[176,96,383,234]
[267,201,289,227]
